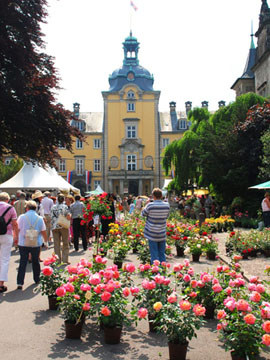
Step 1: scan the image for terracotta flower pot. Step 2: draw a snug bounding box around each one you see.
[168,341,189,360]
[48,295,58,310]
[103,325,122,344]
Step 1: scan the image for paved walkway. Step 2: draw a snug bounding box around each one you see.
[0,234,270,360]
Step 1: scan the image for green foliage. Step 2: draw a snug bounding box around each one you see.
[0,159,23,183]
[259,129,270,180]
[162,93,266,205]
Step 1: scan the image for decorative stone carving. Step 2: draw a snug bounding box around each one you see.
[144,156,153,168]
[110,156,119,168]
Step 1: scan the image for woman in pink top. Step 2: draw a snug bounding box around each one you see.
[0,192,18,293]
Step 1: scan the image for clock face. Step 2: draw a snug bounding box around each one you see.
[127,72,134,81]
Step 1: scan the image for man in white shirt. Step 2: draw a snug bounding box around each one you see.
[41,191,54,244]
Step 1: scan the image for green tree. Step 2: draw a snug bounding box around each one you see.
[162,93,265,204]
[0,0,82,165]
[0,158,23,183]
[259,129,270,180]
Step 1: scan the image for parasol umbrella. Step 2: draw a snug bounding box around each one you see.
[249,180,270,189]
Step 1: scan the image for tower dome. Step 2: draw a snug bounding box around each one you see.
[108,32,154,92]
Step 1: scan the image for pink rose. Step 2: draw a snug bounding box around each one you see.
[212,283,222,293]
[193,304,206,316]
[167,293,177,303]
[82,303,90,311]
[217,310,227,320]
[125,263,136,273]
[123,287,130,297]
[249,291,261,303]
[64,283,74,293]
[138,307,148,319]
[42,266,53,276]
[244,314,256,325]
[101,291,111,302]
[55,286,66,297]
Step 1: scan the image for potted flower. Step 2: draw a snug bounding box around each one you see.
[216,297,266,359]
[56,260,93,339]
[91,265,133,344]
[203,235,218,260]
[154,296,205,360]
[137,239,151,264]
[108,238,130,268]
[134,262,172,332]
[188,235,203,262]
[37,254,64,310]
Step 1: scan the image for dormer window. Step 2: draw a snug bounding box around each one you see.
[73,120,85,131]
[127,90,135,99]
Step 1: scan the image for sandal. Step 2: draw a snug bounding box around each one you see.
[0,285,7,293]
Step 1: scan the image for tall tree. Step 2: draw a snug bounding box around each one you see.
[0,0,82,165]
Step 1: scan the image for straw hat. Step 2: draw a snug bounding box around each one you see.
[32,190,44,200]
[59,189,69,196]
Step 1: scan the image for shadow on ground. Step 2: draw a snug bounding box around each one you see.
[47,322,167,359]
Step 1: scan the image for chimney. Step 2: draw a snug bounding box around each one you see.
[185,101,192,115]
[201,101,208,109]
[169,101,176,113]
[73,102,80,118]
[169,101,178,130]
[218,100,226,108]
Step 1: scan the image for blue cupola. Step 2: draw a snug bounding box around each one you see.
[108,32,154,92]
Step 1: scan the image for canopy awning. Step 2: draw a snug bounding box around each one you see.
[249,180,270,189]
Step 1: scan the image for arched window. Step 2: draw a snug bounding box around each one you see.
[127,90,135,99]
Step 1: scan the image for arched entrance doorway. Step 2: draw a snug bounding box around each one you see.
[128,180,139,196]
[73,180,86,196]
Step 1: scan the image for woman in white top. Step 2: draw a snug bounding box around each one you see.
[262,192,270,227]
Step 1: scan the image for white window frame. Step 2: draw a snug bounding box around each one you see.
[162,138,170,148]
[127,154,137,171]
[127,90,135,99]
[127,102,135,112]
[75,158,84,175]
[126,124,137,139]
[94,139,101,149]
[58,143,66,149]
[74,120,84,131]
[59,159,66,172]
[179,120,187,130]
[94,180,101,189]
[94,159,101,172]
[76,138,83,149]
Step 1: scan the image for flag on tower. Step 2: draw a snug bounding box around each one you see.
[130,1,138,11]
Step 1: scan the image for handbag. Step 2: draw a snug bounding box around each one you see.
[57,213,70,229]
[24,215,39,247]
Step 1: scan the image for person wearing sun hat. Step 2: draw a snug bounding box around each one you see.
[32,190,45,217]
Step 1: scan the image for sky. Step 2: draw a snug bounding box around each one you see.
[42,0,263,113]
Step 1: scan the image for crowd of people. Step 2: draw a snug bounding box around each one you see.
[176,194,220,220]
[0,188,172,294]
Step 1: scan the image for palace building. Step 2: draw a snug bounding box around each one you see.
[58,33,189,195]
[231,0,270,97]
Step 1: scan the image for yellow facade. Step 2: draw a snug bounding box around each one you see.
[57,34,188,195]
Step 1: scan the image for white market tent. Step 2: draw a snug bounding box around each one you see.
[0,162,79,192]
[86,185,105,195]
